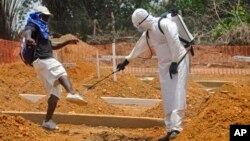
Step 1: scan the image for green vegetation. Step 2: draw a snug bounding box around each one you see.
[0,0,249,45]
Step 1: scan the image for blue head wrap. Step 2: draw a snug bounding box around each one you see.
[26,12,49,39]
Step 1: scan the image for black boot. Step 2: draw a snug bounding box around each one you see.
[158,132,171,141]
[158,130,180,141]
[169,130,180,140]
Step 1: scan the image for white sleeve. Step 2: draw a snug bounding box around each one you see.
[160,19,182,62]
[125,32,149,61]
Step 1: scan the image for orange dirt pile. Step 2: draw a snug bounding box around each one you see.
[0,61,97,112]
[146,76,250,141]
[88,72,161,99]
[0,37,250,140]
[0,62,161,116]
[31,70,162,116]
[1,60,250,141]
[51,34,97,63]
[0,114,48,141]
[0,63,38,111]
[176,78,250,141]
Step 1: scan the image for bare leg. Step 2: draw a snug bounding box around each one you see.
[59,75,85,104]
[45,95,59,122]
[58,75,75,94]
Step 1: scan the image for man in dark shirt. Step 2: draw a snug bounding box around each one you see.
[24,6,87,130]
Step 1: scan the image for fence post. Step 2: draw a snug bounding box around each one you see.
[111,11,117,81]
[96,50,100,78]
[112,42,117,81]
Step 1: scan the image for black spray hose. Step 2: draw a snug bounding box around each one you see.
[87,69,120,90]
[177,47,191,65]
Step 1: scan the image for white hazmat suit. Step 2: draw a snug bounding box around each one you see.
[126,8,189,134]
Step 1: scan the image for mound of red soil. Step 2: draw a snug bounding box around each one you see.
[0,62,161,116]
[176,79,250,141]
[0,37,249,141]
[32,70,162,116]
[0,114,48,141]
[88,72,161,99]
[52,34,98,63]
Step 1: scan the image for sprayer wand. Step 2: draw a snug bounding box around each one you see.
[87,69,120,89]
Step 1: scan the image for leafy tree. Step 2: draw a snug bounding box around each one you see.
[210,0,250,44]
[2,0,249,44]
[0,0,39,39]
[161,0,250,44]
[42,0,151,41]
[41,0,91,39]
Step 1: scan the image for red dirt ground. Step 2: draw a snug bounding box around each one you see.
[1,61,249,141]
[0,37,249,141]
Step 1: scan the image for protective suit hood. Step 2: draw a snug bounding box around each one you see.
[132,8,154,31]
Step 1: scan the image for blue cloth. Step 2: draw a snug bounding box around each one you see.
[26,12,49,39]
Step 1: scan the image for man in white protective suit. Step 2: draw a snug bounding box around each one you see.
[116,8,189,141]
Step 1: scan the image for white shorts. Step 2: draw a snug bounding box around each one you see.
[33,58,67,98]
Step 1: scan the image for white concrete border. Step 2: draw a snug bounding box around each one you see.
[19,94,46,103]
[233,56,250,62]
[101,97,162,106]
[1,111,164,128]
[195,80,234,88]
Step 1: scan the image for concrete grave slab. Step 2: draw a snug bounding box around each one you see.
[233,56,250,62]
[195,80,234,88]
[19,94,46,103]
[195,80,234,93]
[1,111,164,128]
[101,97,162,106]
[138,77,155,83]
[63,63,77,67]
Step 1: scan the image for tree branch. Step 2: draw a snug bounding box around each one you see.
[236,0,243,24]
[213,0,222,23]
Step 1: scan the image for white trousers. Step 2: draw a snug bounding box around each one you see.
[164,109,185,132]
[33,58,67,98]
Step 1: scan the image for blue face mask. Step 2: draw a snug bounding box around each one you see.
[27,12,49,39]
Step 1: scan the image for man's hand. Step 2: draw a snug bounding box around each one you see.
[67,39,79,45]
[169,62,178,79]
[117,59,129,71]
[25,37,36,46]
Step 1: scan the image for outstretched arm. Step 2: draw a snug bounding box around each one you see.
[117,32,149,71]
[52,39,78,50]
[125,32,149,61]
